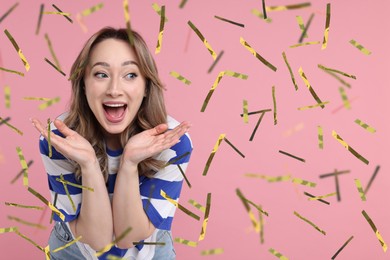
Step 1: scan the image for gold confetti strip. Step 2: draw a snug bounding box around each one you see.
[133,241,166,246]
[251,9,272,23]
[291,178,316,188]
[96,227,132,256]
[294,211,326,235]
[349,39,371,55]
[244,173,291,183]
[236,189,261,232]
[354,179,366,201]
[331,235,354,259]
[355,119,376,133]
[39,96,61,110]
[214,15,244,27]
[339,87,350,109]
[155,5,165,54]
[198,193,212,241]
[258,205,265,244]
[269,248,289,260]
[43,12,71,16]
[44,58,66,76]
[321,3,331,50]
[240,108,272,117]
[297,101,330,111]
[249,109,270,141]
[50,193,58,224]
[106,255,125,260]
[23,96,51,101]
[4,85,11,108]
[318,125,324,149]
[52,236,82,253]
[289,41,320,48]
[179,0,188,8]
[308,192,337,201]
[164,151,191,167]
[0,227,18,233]
[16,147,28,186]
[160,190,200,221]
[0,2,19,23]
[81,3,103,16]
[208,50,224,73]
[178,164,192,188]
[45,34,61,70]
[55,178,94,192]
[332,131,369,165]
[365,165,380,194]
[261,0,267,19]
[362,210,388,252]
[202,134,225,176]
[319,69,352,88]
[4,29,30,71]
[35,4,44,35]
[15,230,45,252]
[123,0,134,46]
[240,37,277,71]
[188,21,217,60]
[223,137,245,158]
[272,86,277,125]
[298,13,314,43]
[44,245,50,260]
[0,116,23,135]
[298,67,324,108]
[296,16,308,38]
[266,2,311,11]
[169,71,191,85]
[318,64,356,79]
[7,215,46,230]
[201,248,224,255]
[279,150,305,163]
[0,66,24,76]
[59,174,76,212]
[188,199,205,213]
[174,238,198,247]
[10,160,33,184]
[47,119,52,158]
[52,4,73,23]
[242,100,249,123]
[201,70,248,112]
[304,192,330,205]
[5,202,43,210]
[27,187,65,221]
[241,196,269,216]
[282,52,298,91]
[152,3,168,22]
[319,169,350,179]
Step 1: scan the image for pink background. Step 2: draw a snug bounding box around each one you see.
[0,0,389,259]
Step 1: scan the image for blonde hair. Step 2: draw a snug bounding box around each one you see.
[65,27,167,181]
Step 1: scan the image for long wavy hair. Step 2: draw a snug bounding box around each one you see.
[64,27,167,181]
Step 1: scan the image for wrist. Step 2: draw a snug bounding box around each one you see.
[79,157,100,173]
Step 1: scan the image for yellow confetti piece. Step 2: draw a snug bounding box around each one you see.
[298,13,314,43]
[298,67,324,108]
[321,3,331,50]
[201,70,248,112]
[188,21,217,60]
[106,255,126,260]
[28,187,65,221]
[16,146,28,186]
[269,248,289,260]
[0,227,18,233]
[304,192,330,205]
[7,215,46,230]
[160,190,200,221]
[272,86,277,125]
[4,29,30,71]
[52,236,82,253]
[174,238,198,247]
[0,116,23,135]
[38,96,60,110]
[5,202,44,210]
[331,235,354,259]
[123,0,134,46]
[332,130,369,165]
[208,50,224,73]
[4,85,11,108]
[362,210,388,252]
[15,230,45,252]
[0,66,24,76]
[202,134,225,176]
[198,193,211,241]
[152,3,168,22]
[81,3,103,16]
[43,12,71,16]
[55,178,94,192]
[354,179,366,201]
[294,211,326,235]
[45,34,62,71]
[266,2,311,11]
[279,150,305,162]
[50,193,58,224]
[296,16,308,38]
[23,97,52,101]
[236,189,261,232]
[44,57,66,76]
[240,37,277,71]
[318,64,356,79]
[251,9,272,23]
[169,71,191,85]
[318,125,324,149]
[52,4,73,23]
[243,100,249,123]
[339,87,350,109]
[10,160,33,184]
[188,199,206,213]
[47,119,52,158]
[349,39,371,55]
[241,196,269,216]
[291,178,316,188]
[35,4,44,35]
[355,119,376,133]
[178,164,192,188]
[308,192,337,201]
[297,101,330,111]
[44,245,50,260]
[214,15,245,27]
[201,248,224,255]
[244,173,291,183]
[96,227,132,256]
[223,137,245,158]
[60,174,76,212]
[0,2,19,23]
[155,5,165,54]
[258,204,265,244]
[282,52,298,91]
[289,41,321,48]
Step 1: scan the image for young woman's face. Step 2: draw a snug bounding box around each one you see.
[84,38,146,136]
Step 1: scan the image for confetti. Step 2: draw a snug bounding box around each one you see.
[298,67,324,108]
[241,197,269,216]
[50,192,58,224]
[266,2,311,11]
[282,52,298,91]
[339,87,351,109]
[318,64,356,79]
[242,99,249,123]
[269,248,289,260]
[201,248,224,255]
[45,34,62,71]
[321,69,351,88]
[303,192,330,205]
[44,245,50,260]
[188,199,205,213]
[223,137,245,158]
[10,160,33,184]
[258,205,265,244]
[236,188,261,232]
[0,116,23,135]
[272,86,277,125]
[319,169,349,202]
[179,0,188,8]
[15,230,45,252]
[177,164,191,188]
[81,3,103,16]
[198,193,211,241]
[4,29,30,71]
[188,21,217,60]
[184,27,191,53]
[96,227,132,256]
[297,101,330,111]
[0,227,18,233]
[0,67,24,76]
[294,211,326,235]
[106,255,125,260]
[44,58,66,76]
[279,150,305,163]
[354,179,366,201]
[321,3,331,50]
[160,190,200,221]
[52,236,82,253]
[354,119,376,133]
[319,169,350,179]
[207,50,224,73]
[296,15,308,39]
[164,151,191,167]
[261,0,267,19]
[27,186,65,221]
[169,71,191,85]
[46,119,52,158]
[349,39,371,55]
[308,192,337,201]
[55,178,94,192]
[38,96,61,110]
[331,235,354,259]
[298,13,314,43]
[240,108,272,117]
[365,165,380,194]
[151,3,168,22]
[43,12,71,16]
[332,130,369,165]
[289,41,320,48]
[123,0,134,45]
[283,122,304,137]
[75,13,88,33]
[5,202,44,210]
[361,210,388,252]
[174,238,198,247]
[132,242,166,246]
[7,215,46,230]
[59,174,76,212]
[23,97,52,101]
[240,37,277,71]
[155,5,165,54]
[214,15,244,27]
[52,4,73,23]
[249,109,271,141]
[318,125,324,149]
[251,9,272,23]
[4,85,11,108]
[291,178,316,188]
[0,2,19,23]
[201,70,248,112]
[202,134,225,176]
[35,4,44,35]
[16,147,28,186]
[244,173,291,183]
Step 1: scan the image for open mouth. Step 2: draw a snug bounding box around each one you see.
[103,103,127,123]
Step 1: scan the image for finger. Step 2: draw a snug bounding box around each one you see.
[152,123,168,135]
[31,118,69,153]
[54,119,75,137]
[31,118,47,136]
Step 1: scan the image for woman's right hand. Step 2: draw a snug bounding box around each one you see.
[31,118,97,168]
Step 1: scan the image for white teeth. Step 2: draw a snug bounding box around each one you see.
[104,103,125,107]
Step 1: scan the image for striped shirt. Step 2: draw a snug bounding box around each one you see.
[39,113,192,259]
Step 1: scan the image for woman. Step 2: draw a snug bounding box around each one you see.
[31,27,192,259]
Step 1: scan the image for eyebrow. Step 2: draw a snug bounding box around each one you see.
[91,60,139,68]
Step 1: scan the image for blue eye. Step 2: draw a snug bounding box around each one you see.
[94,72,108,78]
[125,73,137,79]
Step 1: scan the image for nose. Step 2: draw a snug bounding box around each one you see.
[106,78,122,97]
